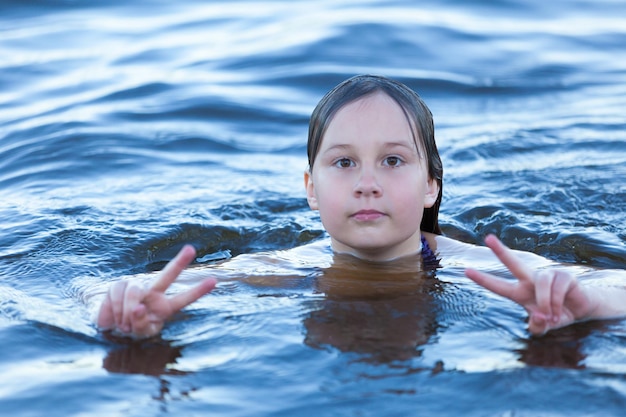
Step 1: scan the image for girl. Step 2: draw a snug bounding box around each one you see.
[96,74,626,339]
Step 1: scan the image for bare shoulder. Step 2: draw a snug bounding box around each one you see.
[425,232,555,270]
[423,232,475,254]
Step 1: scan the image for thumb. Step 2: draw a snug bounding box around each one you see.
[132,304,147,321]
[129,304,148,335]
[528,312,550,336]
[130,304,163,339]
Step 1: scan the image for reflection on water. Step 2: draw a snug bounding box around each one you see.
[2,0,626,415]
[304,252,441,364]
[101,248,607,378]
[517,327,589,370]
[102,338,186,376]
[101,318,600,377]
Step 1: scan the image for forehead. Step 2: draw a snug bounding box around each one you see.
[322,92,416,146]
[332,91,406,121]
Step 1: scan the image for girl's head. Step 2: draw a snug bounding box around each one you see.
[307,75,443,238]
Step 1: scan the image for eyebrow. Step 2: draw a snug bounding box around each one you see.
[322,141,417,153]
[383,141,416,150]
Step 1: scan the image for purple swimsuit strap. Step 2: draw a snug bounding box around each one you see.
[421,234,440,269]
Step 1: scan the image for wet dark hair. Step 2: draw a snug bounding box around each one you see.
[307,74,443,234]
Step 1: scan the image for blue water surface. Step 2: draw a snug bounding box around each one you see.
[1,1,626,416]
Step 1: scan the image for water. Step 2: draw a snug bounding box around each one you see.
[2,0,626,415]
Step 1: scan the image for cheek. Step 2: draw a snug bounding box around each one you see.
[312,174,342,209]
[389,181,426,214]
[316,187,342,212]
[315,191,344,233]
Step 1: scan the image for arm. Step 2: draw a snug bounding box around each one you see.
[465,234,626,335]
[97,244,217,339]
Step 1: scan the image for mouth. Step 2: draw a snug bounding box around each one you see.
[351,209,385,222]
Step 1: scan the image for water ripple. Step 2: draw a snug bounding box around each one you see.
[2,1,626,415]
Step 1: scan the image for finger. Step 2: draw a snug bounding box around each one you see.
[109,280,128,329]
[549,271,575,324]
[152,244,197,293]
[97,292,115,329]
[528,311,549,336]
[168,278,217,313]
[534,270,555,319]
[483,234,535,283]
[465,268,518,300]
[130,304,147,334]
[122,283,146,333]
[129,304,157,338]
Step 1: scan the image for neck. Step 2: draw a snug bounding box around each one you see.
[330,237,423,263]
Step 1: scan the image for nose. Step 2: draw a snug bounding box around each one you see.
[353,168,382,197]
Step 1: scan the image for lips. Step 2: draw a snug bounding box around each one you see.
[351,209,385,221]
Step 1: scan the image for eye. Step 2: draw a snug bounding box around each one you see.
[334,158,355,168]
[383,156,403,167]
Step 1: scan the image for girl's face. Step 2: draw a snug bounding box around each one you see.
[305,92,439,261]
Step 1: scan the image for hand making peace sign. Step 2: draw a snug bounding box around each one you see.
[465,234,597,335]
[97,245,217,339]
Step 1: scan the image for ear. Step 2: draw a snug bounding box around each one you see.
[304,169,319,210]
[423,177,440,209]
